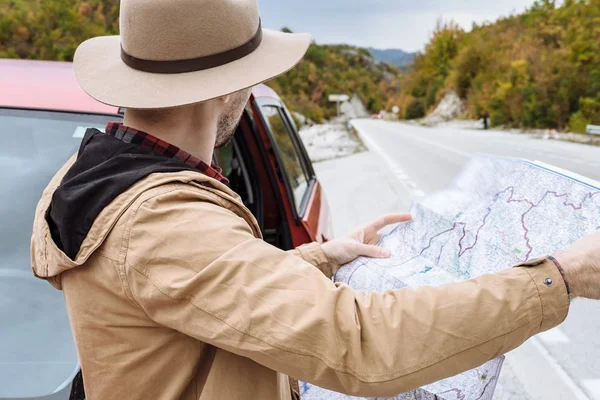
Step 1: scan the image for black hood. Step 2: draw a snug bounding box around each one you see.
[48,128,196,260]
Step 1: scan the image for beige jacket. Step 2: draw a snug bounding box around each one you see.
[32,158,570,400]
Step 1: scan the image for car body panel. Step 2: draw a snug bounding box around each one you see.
[0,59,119,114]
[251,95,333,246]
[301,182,333,242]
[251,84,281,101]
[248,98,306,246]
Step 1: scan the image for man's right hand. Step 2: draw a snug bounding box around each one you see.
[554,232,600,299]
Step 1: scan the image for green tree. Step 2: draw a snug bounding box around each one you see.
[405,99,425,119]
[394,0,600,130]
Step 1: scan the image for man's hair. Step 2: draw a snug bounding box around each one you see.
[127,108,177,125]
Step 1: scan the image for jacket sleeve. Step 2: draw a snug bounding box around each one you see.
[123,190,570,397]
[287,243,337,279]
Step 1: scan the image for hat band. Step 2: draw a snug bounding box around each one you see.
[120,21,263,74]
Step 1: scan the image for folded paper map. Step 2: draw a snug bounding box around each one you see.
[301,156,600,400]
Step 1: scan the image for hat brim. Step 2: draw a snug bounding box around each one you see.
[73,29,311,109]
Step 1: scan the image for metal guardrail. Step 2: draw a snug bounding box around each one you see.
[587,125,600,143]
[587,125,600,135]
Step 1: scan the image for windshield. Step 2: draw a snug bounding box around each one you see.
[0,109,121,398]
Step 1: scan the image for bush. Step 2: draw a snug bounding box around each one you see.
[405,100,425,120]
[367,96,383,113]
[567,111,590,133]
[396,0,600,130]
[579,97,600,122]
[305,104,325,124]
[568,97,600,133]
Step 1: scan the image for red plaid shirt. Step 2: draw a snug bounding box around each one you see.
[105,122,228,184]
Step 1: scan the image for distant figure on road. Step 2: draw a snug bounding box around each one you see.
[482,111,490,130]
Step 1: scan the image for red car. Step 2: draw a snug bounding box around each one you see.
[0,59,332,399]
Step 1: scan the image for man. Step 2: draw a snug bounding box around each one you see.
[482,111,490,130]
[31,0,600,399]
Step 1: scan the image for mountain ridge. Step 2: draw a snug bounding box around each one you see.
[367,47,415,69]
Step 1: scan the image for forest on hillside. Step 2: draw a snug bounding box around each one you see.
[2,0,598,130]
[391,0,600,132]
[268,42,401,122]
[0,0,401,123]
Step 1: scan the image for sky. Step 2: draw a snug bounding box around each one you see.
[258,0,538,52]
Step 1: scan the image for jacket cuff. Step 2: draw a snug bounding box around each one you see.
[514,257,571,332]
[293,242,337,279]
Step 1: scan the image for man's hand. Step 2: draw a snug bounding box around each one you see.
[322,214,412,269]
[554,232,600,299]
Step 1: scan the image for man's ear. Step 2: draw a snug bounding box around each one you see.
[220,94,232,105]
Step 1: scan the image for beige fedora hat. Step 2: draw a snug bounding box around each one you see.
[73,0,311,109]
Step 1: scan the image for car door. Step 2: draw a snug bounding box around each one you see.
[253,96,332,246]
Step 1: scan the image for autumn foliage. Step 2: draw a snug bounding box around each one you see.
[0,1,401,123]
[0,0,119,61]
[2,0,598,129]
[391,0,600,131]
[268,44,402,122]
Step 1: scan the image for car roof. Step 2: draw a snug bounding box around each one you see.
[0,59,120,115]
[0,58,281,114]
[251,84,281,101]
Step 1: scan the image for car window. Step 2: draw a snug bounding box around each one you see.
[214,129,257,217]
[214,140,235,178]
[261,105,309,215]
[0,108,121,398]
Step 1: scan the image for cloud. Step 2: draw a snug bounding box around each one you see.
[258,0,537,51]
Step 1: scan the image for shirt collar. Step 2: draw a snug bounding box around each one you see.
[105,122,229,184]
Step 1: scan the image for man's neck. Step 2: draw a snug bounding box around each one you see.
[123,105,218,165]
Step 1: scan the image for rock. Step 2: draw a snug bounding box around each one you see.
[422,91,465,126]
[339,93,369,120]
[298,123,367,163]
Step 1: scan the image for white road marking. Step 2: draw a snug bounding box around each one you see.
[538,327,570,344]
[380,122,593,169]
[386,125,471,158]
[352,120,597,399]
[582,379,600,400]
[351,121,426,197]
[529,337,591,400]
[500,338,591,400]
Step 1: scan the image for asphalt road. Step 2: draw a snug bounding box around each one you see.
[319,119,600,400]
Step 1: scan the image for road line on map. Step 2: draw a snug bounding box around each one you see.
[351,121,426,197]
[581,379,600,400]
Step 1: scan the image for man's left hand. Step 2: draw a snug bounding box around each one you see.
[322,214,412,269]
